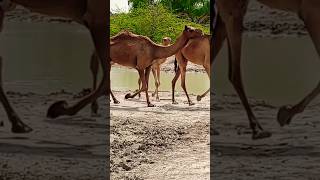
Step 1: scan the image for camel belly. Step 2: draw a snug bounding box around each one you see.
[256,0,301,12]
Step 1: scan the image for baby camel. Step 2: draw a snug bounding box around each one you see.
[137,37,172,101]
[172,34,211,105]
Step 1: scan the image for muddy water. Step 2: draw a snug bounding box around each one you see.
[213,36,320,106]
[111,67,210,94]
[0,22,319,106]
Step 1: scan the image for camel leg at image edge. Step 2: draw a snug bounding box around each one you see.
[0,9,32,133]
[224,11,271,139]
[197,64,211,101]
[171,65,181,104]
[277,8,320,126]
[47,14,109,118]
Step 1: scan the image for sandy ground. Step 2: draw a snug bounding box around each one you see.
[1,1,317,180]
[110,91,209,180]
[0,91,108,180]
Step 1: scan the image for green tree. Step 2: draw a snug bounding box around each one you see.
[110,4,209,43]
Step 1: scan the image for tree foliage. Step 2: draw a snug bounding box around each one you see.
[128,0,210,23]
[110,4,209,43]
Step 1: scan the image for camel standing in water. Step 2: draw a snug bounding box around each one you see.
[137,37,172,101]
[0,0,108,133]
[214,0,320,139]
[90,26,202,112]
[172,35,211,105]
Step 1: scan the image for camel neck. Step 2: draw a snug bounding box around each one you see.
[153,33,188,59]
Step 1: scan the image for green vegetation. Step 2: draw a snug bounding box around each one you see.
[110,4,209,43]
[129,0,210,23]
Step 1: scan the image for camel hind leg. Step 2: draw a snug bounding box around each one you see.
[277,3,320,126]
[0,8,32,133]
[47,3,109,118]
[90,52,119,116]
[220,0,271,139]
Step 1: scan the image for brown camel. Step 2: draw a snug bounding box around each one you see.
[0,0,108,133]
[172,34,211,105]
[214,0,320,139]
[90,26,203,110]
[137,37,172,101]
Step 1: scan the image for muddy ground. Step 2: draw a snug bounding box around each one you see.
[110,91,209,179]
[0,91,108,180]
[1,1,319,180]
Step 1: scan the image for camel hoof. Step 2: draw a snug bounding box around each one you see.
[277,105,294,127]
[172,101,178,105]
[47,100,68,118]
[196,95,202,101]
[213,129,220,135]
[12,122,33,133]
[125,93,131,99]
[148,103,155,107]
[252,130,272,140]
[114,100,120,104]
[189,102,195,106]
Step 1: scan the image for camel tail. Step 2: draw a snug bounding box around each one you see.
[174,57,179,73]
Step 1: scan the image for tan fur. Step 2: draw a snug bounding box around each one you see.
[172,35,211,105]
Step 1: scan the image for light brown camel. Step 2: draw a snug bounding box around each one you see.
[0,0,108,133]
[90,37,172,112]
[172,34,211,105]
[90,26,203,110]
[214,0,320,139]
[137,37,172,101]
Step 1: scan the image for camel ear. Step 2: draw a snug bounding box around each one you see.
[184,25,188,31]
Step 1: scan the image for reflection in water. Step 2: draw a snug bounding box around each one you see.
[111,67,210,94]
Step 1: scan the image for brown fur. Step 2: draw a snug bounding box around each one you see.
[172,35,211,105]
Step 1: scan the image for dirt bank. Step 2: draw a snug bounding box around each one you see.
[110,90,210,179]
[0,91,107,180]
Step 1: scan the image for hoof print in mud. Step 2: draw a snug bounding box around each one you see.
[47,100,68,118]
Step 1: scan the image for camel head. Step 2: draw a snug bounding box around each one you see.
[183,25,203,39]
[162,37,171,46]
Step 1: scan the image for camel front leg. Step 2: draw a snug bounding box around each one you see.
[171,65,181,104]
[125,68,154,107]
[197,59,211,101]
[47,11,109,118]
[277,6,320,126]
[0,8,32,133]
[221,1,271,139]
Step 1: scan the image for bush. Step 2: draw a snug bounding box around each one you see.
[110,5,209,43]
